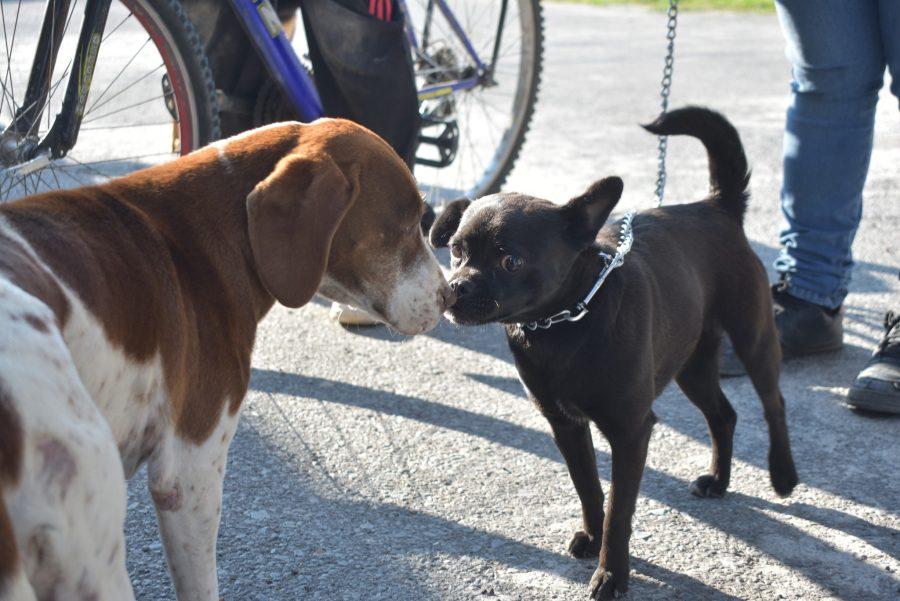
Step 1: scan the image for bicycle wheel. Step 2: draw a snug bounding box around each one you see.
[0,0,219,202]
[405,0,543,204]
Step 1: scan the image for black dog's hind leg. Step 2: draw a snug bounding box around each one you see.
[546,412,605,558]
[676,332,737,498]
[591,412,655,600]
[726,311,799,497]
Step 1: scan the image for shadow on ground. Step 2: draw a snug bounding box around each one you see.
[248,366,899,599]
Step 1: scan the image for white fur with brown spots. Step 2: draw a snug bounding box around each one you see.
[0,279,133,601]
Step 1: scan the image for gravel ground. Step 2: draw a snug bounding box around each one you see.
[125,5,900,600]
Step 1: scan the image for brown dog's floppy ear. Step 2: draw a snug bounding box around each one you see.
[247,152,357,308]
[429,198,471,248]
[562,176,624,246]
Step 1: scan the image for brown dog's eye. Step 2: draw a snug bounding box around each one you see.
[501,254,523,272]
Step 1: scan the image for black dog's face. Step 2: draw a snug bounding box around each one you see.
[429,177,624,325]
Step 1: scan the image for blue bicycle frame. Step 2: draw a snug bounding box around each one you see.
[225,0,495,122]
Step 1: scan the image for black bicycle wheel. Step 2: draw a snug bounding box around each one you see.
[0,0,219,202]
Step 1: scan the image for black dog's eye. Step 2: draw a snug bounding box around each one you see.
[450,243,463,259]
[501,254,523,272]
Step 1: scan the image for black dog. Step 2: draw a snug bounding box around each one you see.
[430,107,798,599]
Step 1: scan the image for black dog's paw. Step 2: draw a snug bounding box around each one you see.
[568,531,601,558]
[589,569,625,600]
[689,474,728,498]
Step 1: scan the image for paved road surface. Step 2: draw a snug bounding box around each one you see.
[124,5,900,600]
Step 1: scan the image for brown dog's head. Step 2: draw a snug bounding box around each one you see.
[245,119,453,335]
[429,178,623,325]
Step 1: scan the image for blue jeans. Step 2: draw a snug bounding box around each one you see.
[773,0,899,309]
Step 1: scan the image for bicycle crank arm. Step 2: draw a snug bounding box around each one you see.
[37,0,113,160]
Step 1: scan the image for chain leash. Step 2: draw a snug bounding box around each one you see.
[654,0,679,206]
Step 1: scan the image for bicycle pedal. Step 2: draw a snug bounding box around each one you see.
[415,118,459,169]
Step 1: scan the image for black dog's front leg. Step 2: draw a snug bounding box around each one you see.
[545,412,605,559]
[591,413,655,600]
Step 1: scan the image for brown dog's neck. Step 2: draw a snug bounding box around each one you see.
[111,140,295,322]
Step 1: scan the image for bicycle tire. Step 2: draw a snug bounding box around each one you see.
[0,0,219,201]
[476,0,543,196]
[129,0,220,149]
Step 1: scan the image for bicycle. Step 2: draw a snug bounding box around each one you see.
[0,0,543,205]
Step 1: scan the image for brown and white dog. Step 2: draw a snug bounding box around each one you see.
[0,119,453,600]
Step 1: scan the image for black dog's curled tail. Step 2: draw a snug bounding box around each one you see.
[642,106,750,224]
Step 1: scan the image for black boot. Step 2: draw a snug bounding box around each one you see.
[771,280,843,357]
[847,311,900,414]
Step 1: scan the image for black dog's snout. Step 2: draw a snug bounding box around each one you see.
[450,279,473,300]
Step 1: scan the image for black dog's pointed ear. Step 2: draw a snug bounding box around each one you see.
[420,203,437,236]
[429,199,471,248]
[562,177,624,245]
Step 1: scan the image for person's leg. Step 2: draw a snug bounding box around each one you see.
[847,1,900,414]
[773,0,886,309]
[722,1,888,375]
[880,0,900,108]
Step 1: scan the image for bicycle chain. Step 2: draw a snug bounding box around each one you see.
[654,0,678,206]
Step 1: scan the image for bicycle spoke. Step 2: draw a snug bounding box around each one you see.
[463,99,485,184]
[472,93,510,116]
[83,61,164,118]
[414,0,467,57]
[454,93,472,192]
[7,61,72,135]
[102,10,134,43]
[480,33,522,63]
[81,93,166,124]
[47,162,64,190]
[79,120,175,132]
[462,0,474,45]
[493,37,523,64]
[473,2,501,39]
[36,0,82,127]
[60,154,114,180]
[64,151,173,166]
[44,0,60,135]
[2,170,27,199]
[63,0,82,37]
[36,0,83,128]
[33,166,54,194]
[85,37,154,115]
[474,98,499,150]
[50,160,90,187]
[0,0,22,116]
[0,64,12,117]
[0,19,12,117]
[0,0,78,135]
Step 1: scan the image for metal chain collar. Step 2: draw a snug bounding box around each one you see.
[521,210,637,331]
[654,0,679,207]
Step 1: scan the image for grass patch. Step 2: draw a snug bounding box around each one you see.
[552,0,774,13]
